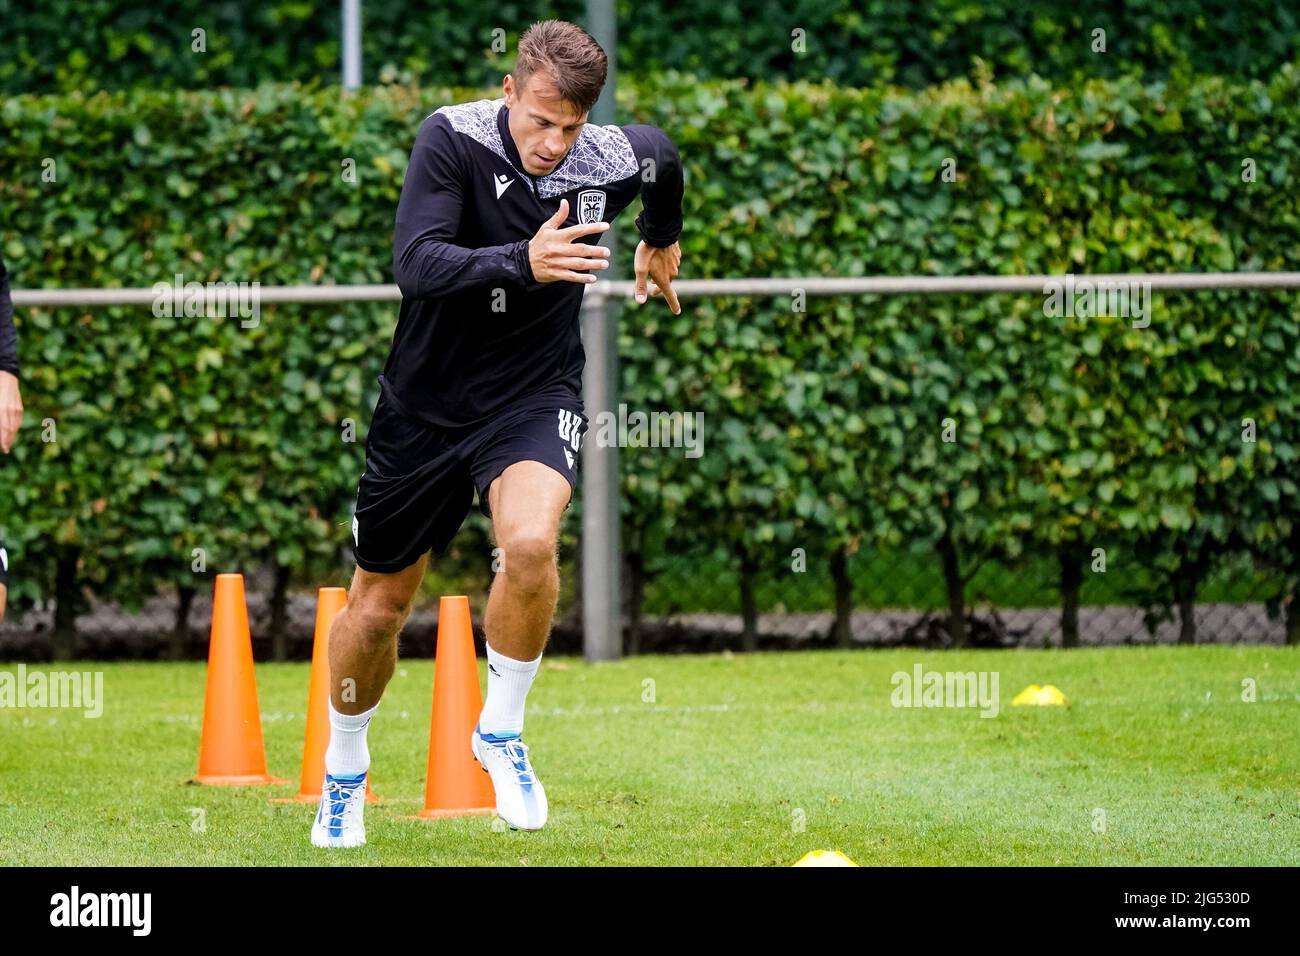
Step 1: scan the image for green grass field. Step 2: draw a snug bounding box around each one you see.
[1,647,1296,866]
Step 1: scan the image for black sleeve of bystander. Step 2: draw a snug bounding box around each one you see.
[0,256,19,378]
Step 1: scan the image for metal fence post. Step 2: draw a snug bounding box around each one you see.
[341,0,362,91]
[581,287,622,662]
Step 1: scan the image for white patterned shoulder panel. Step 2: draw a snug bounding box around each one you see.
[433,98,508,160]
[434,98,638,197]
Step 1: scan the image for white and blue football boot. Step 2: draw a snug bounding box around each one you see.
[471,726,548,831]
[310,771,368,848]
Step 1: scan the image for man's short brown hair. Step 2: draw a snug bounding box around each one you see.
[513,20,608,116]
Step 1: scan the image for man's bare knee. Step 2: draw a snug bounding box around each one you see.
[496,530,557,593]
[338,562,426,648]
[345,590,415,645]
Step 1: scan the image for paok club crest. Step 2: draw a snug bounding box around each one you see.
[576,189,607,224]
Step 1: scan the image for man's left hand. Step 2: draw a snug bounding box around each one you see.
[633,240,682,315]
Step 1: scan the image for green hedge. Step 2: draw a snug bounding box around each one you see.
[1,0,1297,94]
[617,67,1300,645]
[1,69,1298,649]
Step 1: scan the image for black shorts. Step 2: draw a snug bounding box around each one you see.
[350,389,588,573]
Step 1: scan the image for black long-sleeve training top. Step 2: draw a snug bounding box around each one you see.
[0,257,18,378]
[382,97,684,427]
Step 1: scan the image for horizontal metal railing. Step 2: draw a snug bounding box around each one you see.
[12,271,1300,308]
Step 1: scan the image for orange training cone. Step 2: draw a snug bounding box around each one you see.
[414,596,495,819]
[194,573,286,785]
[274,587,377,803]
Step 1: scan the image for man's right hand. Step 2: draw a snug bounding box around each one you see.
[527,198,611,284]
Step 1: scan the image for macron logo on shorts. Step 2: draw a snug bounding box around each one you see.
[352,515,359,547]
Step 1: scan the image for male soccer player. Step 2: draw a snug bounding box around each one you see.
[312,19,684,847]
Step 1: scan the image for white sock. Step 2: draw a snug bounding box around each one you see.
[478,643,541,737]
[325,699,378,777]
